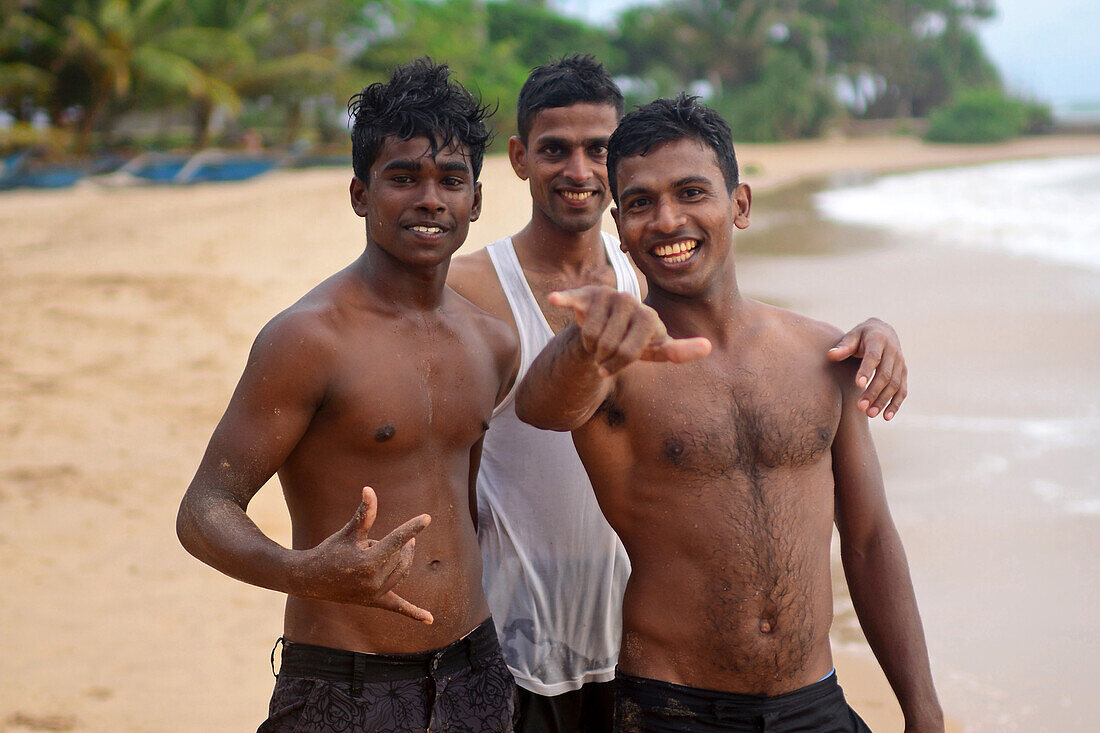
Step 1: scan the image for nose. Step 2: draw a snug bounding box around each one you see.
[415,180,446,212]
[562,148,589,183]
[652,196,685,233]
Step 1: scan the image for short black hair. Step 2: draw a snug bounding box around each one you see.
[348,58,493,182]
[516,54,625,142]
[607,93,739,204]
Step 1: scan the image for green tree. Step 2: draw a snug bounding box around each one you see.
[806,0,999,118]
[612,0,834,140]
[486,0,621,70]
[4,0,242,150]
[353,0,531,139]
[174,0,343,146]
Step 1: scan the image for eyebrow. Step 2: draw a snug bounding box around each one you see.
[535,135,610,148]
[618,175,714,202]
[380,158,471,175]
[673,175,713,189]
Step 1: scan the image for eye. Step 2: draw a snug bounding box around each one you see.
[442,176,466,187]
[390,173,414,184]
[541,144,564,157]
[589,145,608,158]
[626,196,650,210]
[682,187,705,199]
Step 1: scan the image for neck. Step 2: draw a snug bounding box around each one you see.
[512,209,607,275]
[354,243,450,311]
[645,264,746,343]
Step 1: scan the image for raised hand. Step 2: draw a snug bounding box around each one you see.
[298,486,433,624]
[550,286,712,376]
[828,317,908,420]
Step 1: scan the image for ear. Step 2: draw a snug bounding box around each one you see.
[350,177,369,218]
[732,183,751,230]
[611,206,626,250]
[507,136,528,180]
[469,181,483,223]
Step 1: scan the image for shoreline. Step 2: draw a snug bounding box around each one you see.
[2,134,1097,731]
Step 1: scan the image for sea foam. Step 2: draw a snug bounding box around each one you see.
[813,155,1100,272]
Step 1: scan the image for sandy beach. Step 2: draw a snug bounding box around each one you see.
[3,133,1099,731]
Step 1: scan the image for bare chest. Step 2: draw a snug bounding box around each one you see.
[607,357,841,480]
[319,327,500,455]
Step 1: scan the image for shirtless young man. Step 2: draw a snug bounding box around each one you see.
[176,59,518,731]
[515,95,943,732]
[446,56,912,732]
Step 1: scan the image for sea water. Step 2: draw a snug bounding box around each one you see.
[813,154,1100,272]
[810,156,1100,731]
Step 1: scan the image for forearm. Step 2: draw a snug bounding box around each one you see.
[516,324,610,431]
[176,487,309,598]
[842,526,944,729]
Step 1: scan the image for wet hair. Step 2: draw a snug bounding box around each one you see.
[516,54,625,142]
[348,57,493,182]
[607,93,739,204]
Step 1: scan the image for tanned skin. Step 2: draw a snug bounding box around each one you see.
[516,138,944,731]
[177,136,518,653]
[448,102,910,419]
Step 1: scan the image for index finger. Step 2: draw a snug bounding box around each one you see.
[547,289,591,320]
[640,336,712,364]
[372,513,431,559]
[375,590,434,625]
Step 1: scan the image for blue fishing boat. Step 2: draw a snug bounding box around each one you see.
[0,150,85,190]
[113,151,280,184]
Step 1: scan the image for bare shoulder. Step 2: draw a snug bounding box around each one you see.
[447,248,511,321]
[245,272,369,385]
[753,301,856,383]
[451,293,518,360]
[446,291,520,395]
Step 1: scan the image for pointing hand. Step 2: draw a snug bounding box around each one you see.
[550,286,711,376]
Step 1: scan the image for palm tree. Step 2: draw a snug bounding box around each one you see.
[7,0,243,150]
[177,0,344,146]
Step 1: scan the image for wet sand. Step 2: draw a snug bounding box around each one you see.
[2,134,1099,731]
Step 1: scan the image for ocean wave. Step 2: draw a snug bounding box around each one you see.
[813,155,1100,272]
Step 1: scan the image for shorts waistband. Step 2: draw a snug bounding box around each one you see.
[277,618,499,684]
[615,668,841,714]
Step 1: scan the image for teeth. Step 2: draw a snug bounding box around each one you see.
[653,240,697,260]
[410,225,443,233]
[561,191,593,201]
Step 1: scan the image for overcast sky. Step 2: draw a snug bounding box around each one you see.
[555,0,1100,108]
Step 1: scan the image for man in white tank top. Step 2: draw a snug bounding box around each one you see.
[447,56,911,733]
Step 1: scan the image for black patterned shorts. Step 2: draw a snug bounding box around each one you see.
[259,618,515,732]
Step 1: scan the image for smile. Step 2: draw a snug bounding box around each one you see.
[560,190,594,202]
[408,225,444,234]
[652,239,697,263]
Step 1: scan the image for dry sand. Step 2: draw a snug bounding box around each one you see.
[2,134,1099,731]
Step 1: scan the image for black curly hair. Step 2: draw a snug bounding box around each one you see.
[348,58,493,182]
[607,93,739,204]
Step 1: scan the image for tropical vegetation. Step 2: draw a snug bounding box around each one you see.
[0,0,1049,153]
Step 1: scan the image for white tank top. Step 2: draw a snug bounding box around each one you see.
[478,233,637,695]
